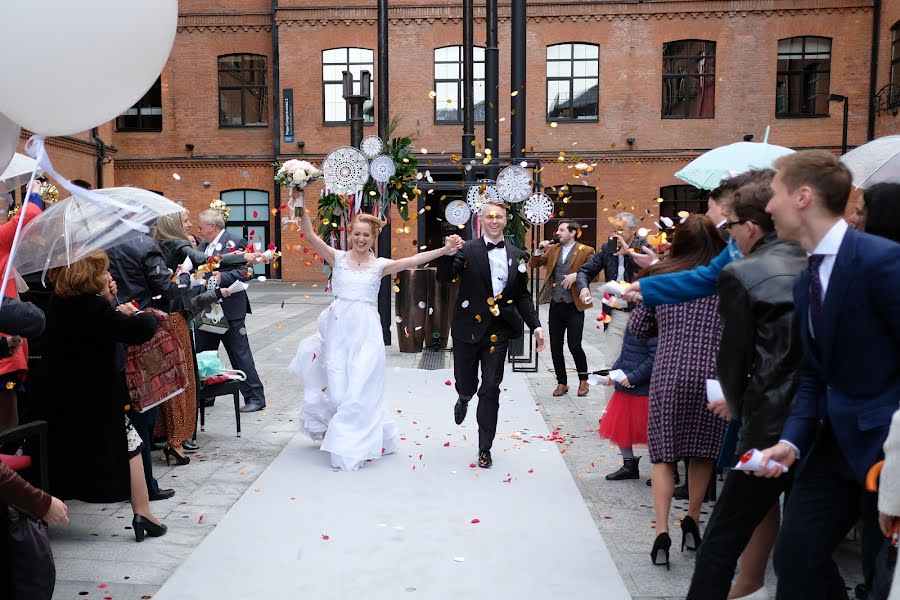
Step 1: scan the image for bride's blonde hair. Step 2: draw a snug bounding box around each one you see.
[349,214,385,236]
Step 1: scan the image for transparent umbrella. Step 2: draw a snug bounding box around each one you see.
[0,153,42,194]
[840,135,900,189]
[12,187,183,276]
[675,129,794,190]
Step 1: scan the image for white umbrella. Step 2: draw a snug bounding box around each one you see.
[0,153,42,194]
[840,135,900,189]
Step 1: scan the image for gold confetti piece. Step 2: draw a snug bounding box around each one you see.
[392,286,400,293]
[550,122,558,128]
[475,314,482,322]
[677,210,690,218]
[429,90,437,98]
[490,346,495,353]
[490,334,498,343]
[421,148,428,154]
[656,197,665,203]
[511,90,518,97]
[487,297,496,306]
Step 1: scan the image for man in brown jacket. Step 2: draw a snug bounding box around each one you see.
[529,220,595,397]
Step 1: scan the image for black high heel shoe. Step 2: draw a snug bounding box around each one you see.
[650,532,671,570]
[163,445,190,466]
[681,515,701,551]
[132,514,167,542]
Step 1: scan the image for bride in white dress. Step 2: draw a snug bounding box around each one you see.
[288,190,463,470]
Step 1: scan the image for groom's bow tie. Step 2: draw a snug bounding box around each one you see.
[486,241,505,250]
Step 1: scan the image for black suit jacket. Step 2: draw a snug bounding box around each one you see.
[436,238,541,343]
[198,230,252,322]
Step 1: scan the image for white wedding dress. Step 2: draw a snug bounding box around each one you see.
[288,250,398,470]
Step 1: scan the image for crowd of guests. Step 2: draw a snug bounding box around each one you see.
[0,181,272,597]
[538,152,898,599]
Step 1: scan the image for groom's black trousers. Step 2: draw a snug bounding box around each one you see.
[453,325,510,453]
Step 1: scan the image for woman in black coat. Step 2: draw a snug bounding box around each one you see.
[40,252,167,541]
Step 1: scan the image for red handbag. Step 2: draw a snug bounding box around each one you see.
[125,312,190,412]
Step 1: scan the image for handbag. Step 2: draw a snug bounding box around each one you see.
[125,312,190,413]
[2,505,55,599]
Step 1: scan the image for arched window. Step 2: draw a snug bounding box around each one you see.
[322,48,374,124]
[117,77,162,131]
[776,36,832,117]
[662,40,716,118]
[434,46,486,123]
[891,22,900,106]
[218,54,268,127]
[546,43,599,122]
[220,189,270,275]
[543,184,597,247]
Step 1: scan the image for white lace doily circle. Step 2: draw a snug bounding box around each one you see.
[495,165,532,204]
[444,199,472,226]
[359,136,385,160]
[523,192,554,225]
[369,155,396,183]
[466,179,500,213]
[322,147,370,195]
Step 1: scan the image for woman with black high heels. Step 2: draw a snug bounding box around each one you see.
[629,216,726,570]
[38,252,167,542]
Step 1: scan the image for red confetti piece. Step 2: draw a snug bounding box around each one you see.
[444,380,452,386]
[198,514,204,524]
[252,210,259,218]
[528,468,534,473]
[591,462,596,468]
[419,454,423,460]
[98,584,108,589]
[443,442,450,447]
[471,518,480,524]
[321,534,330,540]
[312,353,316,361]
[469,463,477,468]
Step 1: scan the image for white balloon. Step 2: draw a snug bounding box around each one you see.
[0,113,20,175]
[0,0,178,137]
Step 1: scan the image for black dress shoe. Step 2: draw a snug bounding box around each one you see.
[239,403,266,413]
[149,488,175,501]
[454,398,469,425]
[478,450,492,469]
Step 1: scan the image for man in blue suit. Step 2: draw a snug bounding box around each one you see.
[195,209,267,413]
[757,151,900,598]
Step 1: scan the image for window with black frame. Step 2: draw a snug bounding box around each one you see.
[434,46,486,123]
[220,189,270,276]
[322,48,374,124]
[218,54,267,127]
[775,37,832,117]
[658,185,708,220]
[891,23,900,106]
[662,40,716,119]
[117,77,162,131]
[546,43,599,122]
[543,184,597,247]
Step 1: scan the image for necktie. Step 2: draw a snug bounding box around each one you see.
[486,241,505,250]
[808,254,826,338]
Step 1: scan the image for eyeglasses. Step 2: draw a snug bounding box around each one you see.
[722,220,749,231]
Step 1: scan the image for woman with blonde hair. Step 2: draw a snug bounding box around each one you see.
[150,210,260,463]
[39,252,166,541]
[288,190,464,470]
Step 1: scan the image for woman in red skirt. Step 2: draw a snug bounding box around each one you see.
[598,325,657,480]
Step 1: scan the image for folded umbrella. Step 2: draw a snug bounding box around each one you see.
[840,135,900,189]
[12,187,183,276]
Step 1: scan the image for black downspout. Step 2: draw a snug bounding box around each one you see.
[462,0,475,240]
[377,0,391,345]
[510,0,526,159]
[271,0,283,278]
[868,0,882,141]
[90,127,106,188]
[484,0,499,177]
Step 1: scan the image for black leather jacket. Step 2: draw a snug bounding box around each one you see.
[716,234,808,455]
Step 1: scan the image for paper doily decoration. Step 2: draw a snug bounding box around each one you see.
[359,136,385,160]
[466,179,501,213]
[322,147,370,195]
[369,155,396,183]
[523,192,554,225]
[495,165,532,203]
[444,200,472,226]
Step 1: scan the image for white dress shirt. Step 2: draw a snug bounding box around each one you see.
[205,229,226,256]
[560,240,576,265]
[484,237,508,297]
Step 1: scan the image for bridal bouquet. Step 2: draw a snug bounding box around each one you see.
[275,160,322,221]
[274,159,322,192]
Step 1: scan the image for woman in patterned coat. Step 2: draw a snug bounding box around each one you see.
[629,215,726,569]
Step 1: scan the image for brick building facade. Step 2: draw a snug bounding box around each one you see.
[17,0,896,281]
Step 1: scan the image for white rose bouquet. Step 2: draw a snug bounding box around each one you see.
[275,160,323,220]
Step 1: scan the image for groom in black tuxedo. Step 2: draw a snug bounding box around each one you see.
[437,200,546,468]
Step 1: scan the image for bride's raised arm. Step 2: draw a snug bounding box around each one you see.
[381,235,464,277]
[294,189,337,267]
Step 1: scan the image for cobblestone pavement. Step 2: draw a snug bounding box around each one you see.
[50,281,862,600]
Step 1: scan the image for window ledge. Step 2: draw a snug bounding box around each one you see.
[545,118,600,124]
[219,124,270,129]
[661,115,715,120]
[322,121,375,127]
[115,128,163,133]
[775,114,830,119]
[435,120,486,125]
